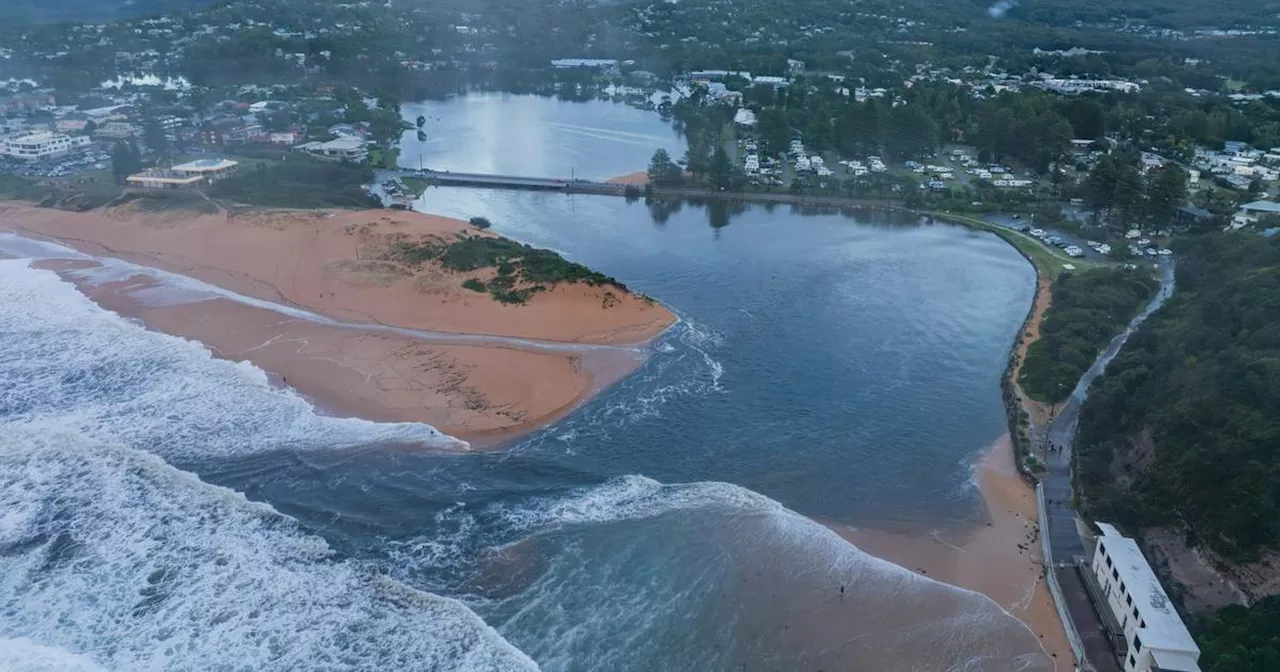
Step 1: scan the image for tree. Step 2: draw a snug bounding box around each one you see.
[110,140,142,183]
[1146,166,1188,226]
[804,105,832,151]
[647,149,683,187]
[142,115,170,164]
[709,145,733,190]
[756,107,791,157]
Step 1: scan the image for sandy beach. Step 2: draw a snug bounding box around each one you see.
[834,435,1074,669]
[4,201,675,445]
[605,170,650,186]
[1012,278,1057,444]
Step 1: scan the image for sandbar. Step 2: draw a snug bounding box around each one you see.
[605,170,649,186]
[4,201,675,446]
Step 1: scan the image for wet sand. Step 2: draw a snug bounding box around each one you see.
[834,435,1074,670]
[5,201,675,446]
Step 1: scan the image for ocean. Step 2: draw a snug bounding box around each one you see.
[1,95,1049,670]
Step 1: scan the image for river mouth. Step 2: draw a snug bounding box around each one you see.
[2,93,1054,668]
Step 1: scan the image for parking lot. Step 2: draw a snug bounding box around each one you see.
[0,149,112,180]
[982,213,1108,260]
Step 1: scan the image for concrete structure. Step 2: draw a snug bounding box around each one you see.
[295,136,368,162]
[1087,524,1201,672]
[126,158,239,189]
[2,132,91,161]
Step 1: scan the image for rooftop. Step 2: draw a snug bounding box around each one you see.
[1240,200,1280,213]
[173,158,238,172]
[298,136,367,151]
[1096,523,1200,657]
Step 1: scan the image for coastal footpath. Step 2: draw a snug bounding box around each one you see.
[0,201,674,446]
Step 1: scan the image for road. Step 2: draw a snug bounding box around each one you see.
[1041,258,1175,672]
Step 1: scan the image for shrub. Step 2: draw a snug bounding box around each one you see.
[461,278,487,292]
[209,155,379,209]
[469,216,492,229]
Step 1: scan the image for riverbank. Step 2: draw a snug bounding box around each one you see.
[1,201,675,445]
[838,435,1073,669]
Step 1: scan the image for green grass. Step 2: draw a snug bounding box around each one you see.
[402,177,430,198]
[0,172,123,211]
[208,154,379,209]
[367,146,401,170]
[925,211,1104,280]
[0,174,54,201]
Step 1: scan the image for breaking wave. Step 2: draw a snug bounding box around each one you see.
[0,427,537,671]
[0,259,459,461]
[382,475,1052,671]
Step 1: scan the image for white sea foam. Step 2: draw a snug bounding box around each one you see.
[0,638,106,672]
[547,319,724,435]
[0,259,461,457]
[0,427,539,671]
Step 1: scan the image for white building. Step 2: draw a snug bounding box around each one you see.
[295,136,369,162]
[1089,524,1201,672]
[2,131,90,161]
[126,158,239,189]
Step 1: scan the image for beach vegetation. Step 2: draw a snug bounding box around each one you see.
[1018,268,1158,404]
[388,234,625,305]
[1076,233,1280,560]
[469,216,492,229]
[208,154,379,209]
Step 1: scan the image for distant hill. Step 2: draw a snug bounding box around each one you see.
[0,0,214,23]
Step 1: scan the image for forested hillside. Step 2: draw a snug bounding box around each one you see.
[1196,595,1280,672]
[1019,268,1158,404]
[1076,234,1280,559]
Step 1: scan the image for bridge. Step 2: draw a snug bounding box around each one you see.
[392,169,629,195]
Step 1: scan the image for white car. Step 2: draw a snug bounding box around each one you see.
[1065,246,1084,257]
[1029,228,1047,238]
